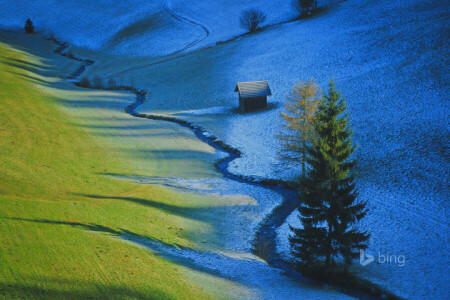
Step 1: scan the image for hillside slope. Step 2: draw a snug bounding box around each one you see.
[1,0,448,298]
[127,0,447,298]
[0,0,302,56]
[0,32,362,299]
[0,34,250,299]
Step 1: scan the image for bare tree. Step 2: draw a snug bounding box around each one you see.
[239,9,267,33]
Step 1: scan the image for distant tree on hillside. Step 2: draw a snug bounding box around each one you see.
[66,49,74,58]
[24,18,35,34]
[107,78,117,90]
[240,9,267,33]
[278,79,321,178]
[291,0,317,17]
[43,31,55,40]
[92,76,103,89]
[77,76,91,88]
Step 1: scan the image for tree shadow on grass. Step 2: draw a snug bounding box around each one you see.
[121,229,321,293]
[0,278,168,300]
[4,217,245,285]
[122,148,217,161]
[2,59,46,74]
[72,122,186,138]
[4,217,329,297]
[6,217,121,235]
[0,48,60,79]
[56,98,129,110]
[77,193,253,224]
[90,131,179,138]
[8,71,51,85]
[101,174,216,193]
[74,123,158,131]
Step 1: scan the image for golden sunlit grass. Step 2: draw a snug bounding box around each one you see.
[0,36,246,299]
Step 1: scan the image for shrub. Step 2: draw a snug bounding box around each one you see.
[24,18,35,34]
[43,31,54,40]
[291,0,316,17]
[239,9,266,33]
[77,77,90,88]
[92,75,103,89]
[107,78,117,90]
[66,49,74,58]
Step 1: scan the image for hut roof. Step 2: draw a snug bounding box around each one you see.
[234,80,272,98]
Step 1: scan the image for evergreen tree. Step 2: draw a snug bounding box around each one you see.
[92,75,103,89]
[107,78,117,90]
[24,18,35,34]
[77,76,90,88]
[278,79,321,178]
[290,79,369,269]
[289,222,326,265]
[291,0,315,16]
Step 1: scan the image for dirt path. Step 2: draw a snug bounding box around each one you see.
[161,0,210,55]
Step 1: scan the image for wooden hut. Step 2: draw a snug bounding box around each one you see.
[235,80,272,112]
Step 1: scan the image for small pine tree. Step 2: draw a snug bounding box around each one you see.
[290,78,369,269]
[24,18,35,34]
[77,76,90,88]
[92,75,103,89]
[291,0,318,17]
[107,78,117,90]
[278,79,321,178]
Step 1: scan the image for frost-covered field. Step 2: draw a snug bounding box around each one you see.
[135,1,447,298]
[0,0,299,56]
[168,0,296,44]
[0,0,200,56]
[110,173,284,254]
[112,175,355,299]
[2,0,448,298]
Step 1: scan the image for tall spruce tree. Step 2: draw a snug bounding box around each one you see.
[290,79,369,269]
[278,79,321,178]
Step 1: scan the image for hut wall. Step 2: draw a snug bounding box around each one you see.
[240,96,267,112]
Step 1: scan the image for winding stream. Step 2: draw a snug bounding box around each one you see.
[45,36,381,299]
[126,92,300,267]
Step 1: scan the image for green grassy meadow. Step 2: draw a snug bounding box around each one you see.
[0,34,247,299]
